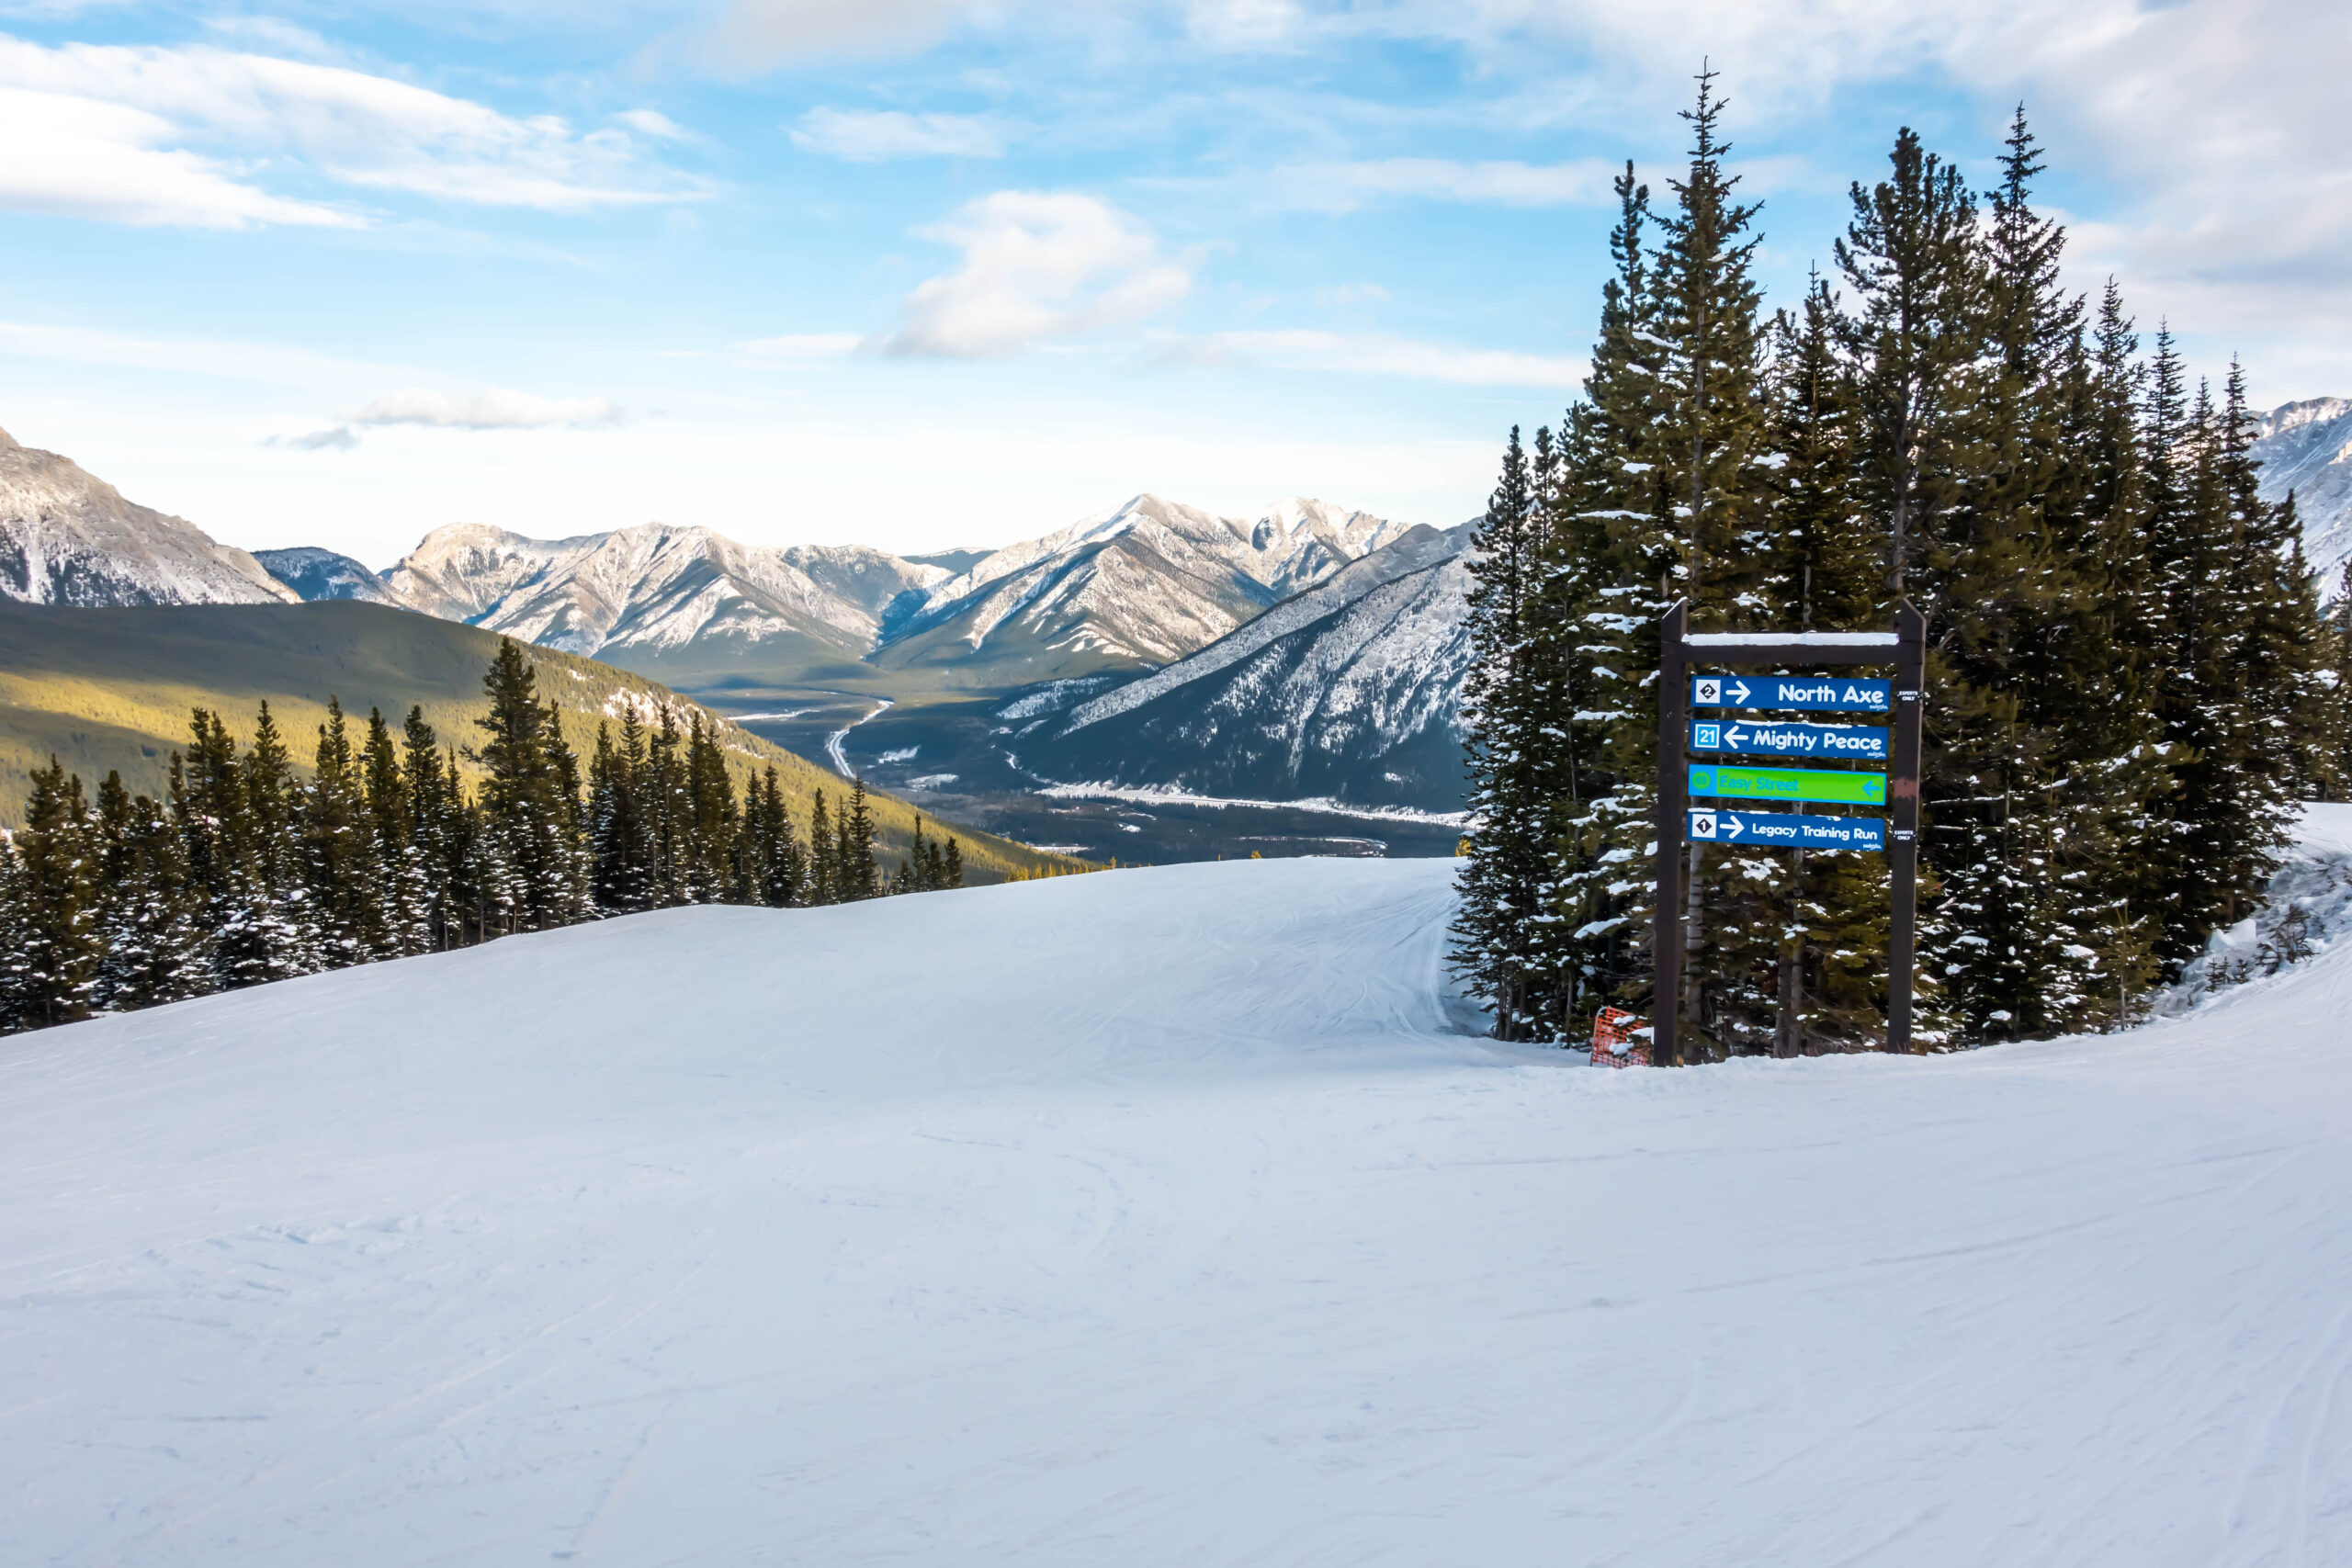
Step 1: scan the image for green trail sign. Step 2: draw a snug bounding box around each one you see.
[1688,763,1885,807]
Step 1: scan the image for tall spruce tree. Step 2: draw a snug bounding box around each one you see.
[305,697,383,968]
[471,639,583,931]
[2,758,101,1029]
[1532,159,1674,1043]
[807,788,836,906]
[1449,426,1559,1039]
[219,702,316,986]
[361,707,434,956]
[839,778,878,901]
[91,771,209,1012]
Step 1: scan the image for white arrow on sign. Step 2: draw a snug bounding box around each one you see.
[1725,725,1748,748]
[1724,815,1746,839]
[1727,680,1751,705]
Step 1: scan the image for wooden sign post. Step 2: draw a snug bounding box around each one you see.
[1651,601,1926,1064]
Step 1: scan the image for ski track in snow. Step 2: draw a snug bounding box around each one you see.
[824,698,893,777]
[6,822,2352,1563]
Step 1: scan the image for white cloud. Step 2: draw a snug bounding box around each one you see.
[1270,0,2352,389]
[883,190,1193,358]
[790,106,1005,161]
[0,35,703,228]
[0,87,358,229]
[1185,329,1585,387]
[616,108,691,141]
[0,318,401,385]
[344,389,626,430]
[696,0,1053,67]
[733,333,865,364]
[1261,156,1617,214]
[270,425,360,451]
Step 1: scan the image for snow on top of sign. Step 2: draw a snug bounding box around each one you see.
[1685,631,1899,646]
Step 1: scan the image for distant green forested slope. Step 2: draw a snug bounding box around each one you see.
[0,599,1086,882]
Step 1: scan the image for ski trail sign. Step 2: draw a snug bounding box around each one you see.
[1655,603,1926,1064]
[1690,675,1891,714]
[1689,764,1886,807]
[1690,719,1890,762]
[1686,810,1886,852]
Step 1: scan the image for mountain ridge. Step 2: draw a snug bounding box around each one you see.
[2253,397,2352,592]
[0,426,297,609]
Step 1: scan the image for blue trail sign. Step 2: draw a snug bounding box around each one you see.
[1686,809,1886,852]
[1690,718,1890,762]
[1690,674,1892,714]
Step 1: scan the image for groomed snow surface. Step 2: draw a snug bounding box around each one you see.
[6,846,2351,1564]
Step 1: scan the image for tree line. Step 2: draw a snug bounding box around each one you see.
[1453,77,2345,1056]
[0,638,967,1033]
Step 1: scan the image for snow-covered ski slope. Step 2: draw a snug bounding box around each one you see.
[6,846,2352,1565]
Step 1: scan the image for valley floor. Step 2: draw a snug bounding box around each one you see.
[3,852,2349,1563]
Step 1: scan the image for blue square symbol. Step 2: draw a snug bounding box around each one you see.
[1695,724,1721,750]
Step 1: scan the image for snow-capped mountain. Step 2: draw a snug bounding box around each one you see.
[1012,521,1476,811]
[0,426,295,607]
[2253,398,2352,593]
[330,496,1409,691]
[874,495,1413,684]
[254,547,413,608]
[379,523,951,673]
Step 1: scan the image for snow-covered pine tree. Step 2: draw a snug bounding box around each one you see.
[470,639,582,931]
[643,707,686,908]
[841,778,878,901]
[2,758,101,1029]
[1755,280,1894,1053]
[745,765,801,906]
[683,714,740,904]
[1914,108,2159,1041]
[807,788,836,906]
[2163,366,2326,932]
[399,710,463,949]
[1646,69,1781,1055]
[2320,561,2352,798]
[1537,159,1677,1043]
[1833,125,1989,1047]
[91,770,209,1012]
[1448,425,1562,1039]
[304,697,384,969]
[361,707,434,956]
[588,720,636,913]
[219,702,318,987]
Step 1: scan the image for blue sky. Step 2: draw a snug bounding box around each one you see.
[3,0,2342,565]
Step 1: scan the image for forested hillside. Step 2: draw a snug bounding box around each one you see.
[0,624,1096,1032]
[1452,85,2352,1055]
[0,598,1080,881]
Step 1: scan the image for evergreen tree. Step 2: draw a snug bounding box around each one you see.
[304,696,383,968]
[1753,281,1891,1053]
[2319,561,2352,798]
[1,758,101,1029]
[1448,426,1557,1039]
[361,707,434,956]
[739,765,801,907]
[682,714,740,903]
[91,771,209,1012]
[1532,157,1675,1043]
[2144,366,2325,951]
[470,639,582,931]
[944,835,964,889]
[644,706,687,908]
[839,777,878,901]
[219,701,316,986]
[400,709,463,949]
[807,788,836,906]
